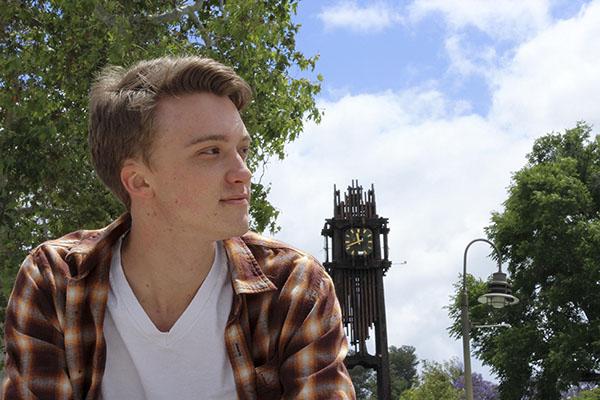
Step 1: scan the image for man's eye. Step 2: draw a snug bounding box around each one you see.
[200,147,220,155]
[240,147,251,158]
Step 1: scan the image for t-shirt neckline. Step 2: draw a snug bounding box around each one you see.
[108,234,227,347]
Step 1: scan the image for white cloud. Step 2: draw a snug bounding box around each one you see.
[262,91,531,378]
[410,0,551,41]
[318,1,404,33]
[489,1,600,136]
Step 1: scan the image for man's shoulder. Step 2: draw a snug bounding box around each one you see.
[36,228,103,254]
[240,231,306,253]
[21,214,130,280]
[240,231,321,266]
[239,231,331,292]
[22,229,101,275]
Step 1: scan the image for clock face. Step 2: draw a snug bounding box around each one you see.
[344,228,374,256]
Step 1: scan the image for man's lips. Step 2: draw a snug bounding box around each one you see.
[220,194,250,204]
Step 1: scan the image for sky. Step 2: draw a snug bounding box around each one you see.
[259,0,600,383]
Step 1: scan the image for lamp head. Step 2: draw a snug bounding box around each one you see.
[477,271,519,309]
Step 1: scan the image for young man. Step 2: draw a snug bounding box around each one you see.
[2,56,355,399]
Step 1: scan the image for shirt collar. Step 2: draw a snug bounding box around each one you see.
[66,213,277,294]
[223,236,277,295]
[66,213,131,279]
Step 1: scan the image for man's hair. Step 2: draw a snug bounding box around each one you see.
[88,56,252,208]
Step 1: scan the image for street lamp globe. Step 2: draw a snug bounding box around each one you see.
[477,271,519,309]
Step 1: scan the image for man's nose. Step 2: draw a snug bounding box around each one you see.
[226,152,252,184]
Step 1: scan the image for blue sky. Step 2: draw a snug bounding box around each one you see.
[262,0,600,383]
[297,2,476,107]
[293,0,591,116]
[297,4,448,94]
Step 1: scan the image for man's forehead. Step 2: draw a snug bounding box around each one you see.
[152,92,247,139]
[183,132,251,148]
[155,92,238,116]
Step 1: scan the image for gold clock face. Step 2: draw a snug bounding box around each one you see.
[344,228,374,256]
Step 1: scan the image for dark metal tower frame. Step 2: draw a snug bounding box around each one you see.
[322,181,391,399]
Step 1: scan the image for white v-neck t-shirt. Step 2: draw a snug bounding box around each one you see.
[100,235,237,399]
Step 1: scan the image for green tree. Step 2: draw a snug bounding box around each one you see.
[448,123,600,399]
[399,360,461,400]
[562,384,600,399]
[570,387,600,400]
[390,345,419,397]
[349,365,375,400]
[0,0,321,371]
[348,345,419,399]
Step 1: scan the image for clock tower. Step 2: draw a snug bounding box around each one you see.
[322,180,392,399]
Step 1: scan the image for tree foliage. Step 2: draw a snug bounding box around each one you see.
[390,345,419,396]
[453,372,500,400]
[397,357,498,400]
[569,387,600,400]
[349,345,419,399]
[349,364,375,400]
[562,383,600,399]
[399,359,461,400]
[0,0,321,369]
[448,123,600,399]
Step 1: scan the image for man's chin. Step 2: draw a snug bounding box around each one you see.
[222,220,250,239]
[230,226,249,238]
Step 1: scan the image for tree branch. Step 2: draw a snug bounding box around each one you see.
[189,10,214,48]
[147,0,206,23]
[93,0,217,48]
[146,0,221,48]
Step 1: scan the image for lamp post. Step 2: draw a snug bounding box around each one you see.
[462,239,519,400]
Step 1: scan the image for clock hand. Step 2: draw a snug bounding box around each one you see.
[347,239,363,247]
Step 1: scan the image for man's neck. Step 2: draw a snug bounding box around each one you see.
[120,211,217,332]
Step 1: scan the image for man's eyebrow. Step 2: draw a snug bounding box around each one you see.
[184,133,251,147]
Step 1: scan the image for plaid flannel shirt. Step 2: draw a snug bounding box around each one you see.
[2,214,355,400]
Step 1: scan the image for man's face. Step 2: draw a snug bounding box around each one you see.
[143,92,252,240]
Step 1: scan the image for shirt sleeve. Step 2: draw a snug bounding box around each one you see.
[279,261,356,400]
[2,252,73,400]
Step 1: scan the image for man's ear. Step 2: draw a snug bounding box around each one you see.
[120,159,154,201]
